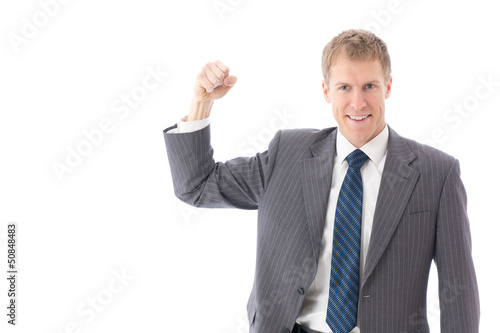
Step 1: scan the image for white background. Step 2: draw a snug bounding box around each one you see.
[1,0,499,332]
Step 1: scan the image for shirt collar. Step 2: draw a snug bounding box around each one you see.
[336,125,389,167]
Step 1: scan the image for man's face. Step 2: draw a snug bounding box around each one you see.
[322,54,392,148]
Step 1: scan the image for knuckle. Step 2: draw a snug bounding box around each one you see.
[215,60,228,72]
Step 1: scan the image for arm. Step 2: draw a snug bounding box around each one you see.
[434,159,480,332]
[163,123,281,209]
[163,60,279,209]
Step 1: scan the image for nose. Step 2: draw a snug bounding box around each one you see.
[350,91,366,111]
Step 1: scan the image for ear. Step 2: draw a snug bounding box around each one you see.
[385,76,393,99]
[322,80,331,103]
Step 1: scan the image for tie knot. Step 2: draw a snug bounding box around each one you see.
[346,149,368,169]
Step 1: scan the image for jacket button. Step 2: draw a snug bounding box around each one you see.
[281,328,290,333]
[297,287,305,295]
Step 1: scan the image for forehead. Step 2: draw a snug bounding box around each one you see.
[329,55,384,83]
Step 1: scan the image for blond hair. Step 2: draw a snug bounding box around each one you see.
[322,29,391,85]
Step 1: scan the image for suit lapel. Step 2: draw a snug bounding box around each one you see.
[300,128,337,263]
[361,127,420,288]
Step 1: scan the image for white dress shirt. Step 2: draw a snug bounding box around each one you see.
[170,117,389,332]
[296,125,388,333]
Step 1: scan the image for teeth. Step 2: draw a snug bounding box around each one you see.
[349,115,368,121]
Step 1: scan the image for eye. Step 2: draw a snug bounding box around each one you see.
[365,84,375,89]
[339,85,349,90]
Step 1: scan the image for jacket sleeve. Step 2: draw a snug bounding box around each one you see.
[163,123,281,209]
[434,159,480,332]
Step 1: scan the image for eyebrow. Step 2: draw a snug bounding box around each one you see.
[333,80,382,87]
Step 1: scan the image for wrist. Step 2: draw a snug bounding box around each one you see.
[187,98,214,121]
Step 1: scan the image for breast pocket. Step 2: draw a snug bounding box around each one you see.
[401,210,431,222]
[398,210,433,238]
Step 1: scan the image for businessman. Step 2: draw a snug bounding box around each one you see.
[163,30,479,333]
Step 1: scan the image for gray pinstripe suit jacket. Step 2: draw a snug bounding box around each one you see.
[163,123,479,333]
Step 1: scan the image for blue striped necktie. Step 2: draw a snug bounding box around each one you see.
[326,149,368,332]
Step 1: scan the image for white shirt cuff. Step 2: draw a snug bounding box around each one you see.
[166,116,210,133]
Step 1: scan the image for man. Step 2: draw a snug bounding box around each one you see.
[163,30,480,332]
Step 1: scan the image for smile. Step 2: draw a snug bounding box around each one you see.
[348,115,369,121]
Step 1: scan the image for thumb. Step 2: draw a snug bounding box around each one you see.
[222,75,237,87]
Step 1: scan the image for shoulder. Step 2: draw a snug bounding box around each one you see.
[279,126,336,144]
[389,127,458,173]
[271,126,337,158]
